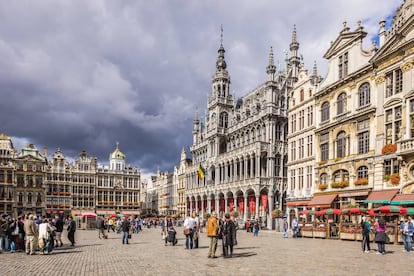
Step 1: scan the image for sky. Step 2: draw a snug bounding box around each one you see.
[0,0,403,180]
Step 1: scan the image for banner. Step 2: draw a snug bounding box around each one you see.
[211,199,215,211]
[238,197,244,212]
[219,198,225,212]
[249,196,256,213]
[228,198,234,212]
[261,194,268,212]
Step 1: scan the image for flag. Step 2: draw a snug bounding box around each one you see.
[197,165,205,180]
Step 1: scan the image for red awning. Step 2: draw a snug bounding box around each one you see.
[308,194,338,208]
[391,194,414,205]
[286,201,310,207]
[364,189,399,204]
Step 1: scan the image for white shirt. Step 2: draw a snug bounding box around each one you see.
[183,217,196,229]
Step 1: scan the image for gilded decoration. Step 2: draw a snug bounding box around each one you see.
[401,61,413,73]
[375,75,386,85]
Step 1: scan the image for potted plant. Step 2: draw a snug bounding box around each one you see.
[272,209,284,218]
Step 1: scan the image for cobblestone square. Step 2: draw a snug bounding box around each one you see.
[1,227,412,276]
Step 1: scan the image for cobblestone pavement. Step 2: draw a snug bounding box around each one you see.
[1,227,412,276]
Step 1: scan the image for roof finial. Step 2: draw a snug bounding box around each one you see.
[116,141,119,149]
[292,24,297,43]
[220,24,223,46]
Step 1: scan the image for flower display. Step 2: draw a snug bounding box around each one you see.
[331,180,349,188]
[354,178,368,186]
[318,183,328,190]
[390,173,400,185]
[381,144,397,154]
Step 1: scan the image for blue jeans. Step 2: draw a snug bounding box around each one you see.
[402,234,412,252]
[1,235,9,251]
[362,234,370,251]
[185,229,193,249]
[122,231,129,244]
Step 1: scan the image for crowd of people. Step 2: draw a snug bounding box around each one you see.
[0,214,76,255]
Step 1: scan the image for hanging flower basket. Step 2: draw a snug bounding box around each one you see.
[318,183,328,190]
[381,144,397,154]
[272,209,284,218]
[390,173,400,185]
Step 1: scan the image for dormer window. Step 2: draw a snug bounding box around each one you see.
[338,52,348,79]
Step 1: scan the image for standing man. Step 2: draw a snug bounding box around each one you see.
[291,217,299,238]
[96,217,106,239]
[67,216,76,246]
[206,212,219,258]
[183,213,196,249]
[400,216,414,252]
[23,214,38,255]
[121,217,131,244]
[54,215,64,247]
[361,216,371,253]
[222,213,236,258]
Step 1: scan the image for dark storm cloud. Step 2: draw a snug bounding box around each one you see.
[0,0,402,179]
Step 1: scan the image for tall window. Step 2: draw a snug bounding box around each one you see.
[306,166,312,189]
[292,114,296,132]
[321,102,330,122]
[290,141,296,161]
[357,119,370,154]
[320,133,329,161]
[300,89,304,102]
[299,110,304,130]
[357,166,368,179]
[307,106,313,126]
[385,106,402,144]
[384,159,399,176]
[336,131,347,158]
[338,52,348,79]
[307,135,313,157]
[299,138,304,159]
[410,99,414,137]
[337,92,347,115]
[219,112,228,128]
[358,83,371,107]
[298,167,304,190]
[290,169,296,190]
[386,68,403,97]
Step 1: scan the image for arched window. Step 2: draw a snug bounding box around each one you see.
[337,92,347,115]
[219,112,228,128]
[333,169,349,182]
[357,166,368,179]
[336,131,347,158]
[320,173,328,184]
[321,102,330,122]
[300,89,304,102]
[18,192,23,202]
[358,83,370,107]
[27,192,32,203]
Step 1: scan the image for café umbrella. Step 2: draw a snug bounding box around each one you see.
[300,210,318,216]
[342,207,367,215]
[81,212,97,218]
[318,208,341,216]
[374,205,403,214]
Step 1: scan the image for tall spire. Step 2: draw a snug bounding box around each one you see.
[216,24,227,71]
[289,24,300,82]
[266,46,276,81]
[290,24,299,51]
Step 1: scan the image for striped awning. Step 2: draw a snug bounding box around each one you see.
[391,194,414,205]
[364,189,399,204]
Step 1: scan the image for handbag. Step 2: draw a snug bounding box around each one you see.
[128,233,132,239]
[183,228,190,235]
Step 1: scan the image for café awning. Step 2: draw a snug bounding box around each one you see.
[363,189,399,204]
[286,200,310,207]
[307,194,338,208]
[391,193,414,205]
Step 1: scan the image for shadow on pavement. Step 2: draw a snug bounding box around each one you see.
[233,246,258,250]
[231,252,257,258]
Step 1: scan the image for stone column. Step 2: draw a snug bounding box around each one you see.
[267,193,274,230]
[255,195,260,219]
[243,194,248,221]
[215,195,219,215]
[207,195,211,213]
[224,195,228,214]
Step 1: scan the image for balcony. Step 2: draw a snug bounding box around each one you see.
[398,138,414,155]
